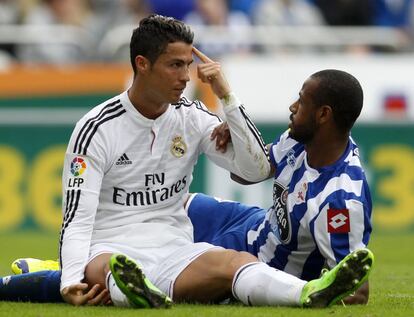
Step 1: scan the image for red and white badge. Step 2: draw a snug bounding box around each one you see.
[327,208,350,233]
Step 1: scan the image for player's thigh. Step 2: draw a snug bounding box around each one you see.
[173,248,258,303]
[84,253,112,288]
[188,193,263,244]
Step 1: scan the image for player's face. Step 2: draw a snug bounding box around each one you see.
[288,77,319,144]
[146,42,193,104]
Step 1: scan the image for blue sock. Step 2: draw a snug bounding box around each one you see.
[0,270,63,302]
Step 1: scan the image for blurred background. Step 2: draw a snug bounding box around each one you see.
[0,0,414,239]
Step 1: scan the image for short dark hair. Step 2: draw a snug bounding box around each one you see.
[310,69,363,132]
[130,14,194,75]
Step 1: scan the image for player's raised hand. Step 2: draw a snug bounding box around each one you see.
[192,46,231,99]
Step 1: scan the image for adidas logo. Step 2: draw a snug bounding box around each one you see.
[116,153,132,166]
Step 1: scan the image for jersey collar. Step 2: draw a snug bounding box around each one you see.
[120,90,172,127]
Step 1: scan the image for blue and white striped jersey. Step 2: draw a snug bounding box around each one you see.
[189,130,372,281]
[248,130,372,280]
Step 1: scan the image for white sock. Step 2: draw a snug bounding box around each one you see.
[232,262,307,306]
[106,272,131,307]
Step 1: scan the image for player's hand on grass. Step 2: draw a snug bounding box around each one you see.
[192,46,231,99]
[61,283,111,306]
[342,281,369,305]
[211,122,231,153]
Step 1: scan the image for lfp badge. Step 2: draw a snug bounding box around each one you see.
[70,157,87,177]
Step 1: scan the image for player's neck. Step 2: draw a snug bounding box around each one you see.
[127,85,169,120]
[305,132,349,169]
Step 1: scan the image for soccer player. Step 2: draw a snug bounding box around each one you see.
[56,13,275,308]
[0,15,373,307]
[187,69,373,304]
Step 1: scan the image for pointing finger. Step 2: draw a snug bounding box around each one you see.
[192,46,214,63]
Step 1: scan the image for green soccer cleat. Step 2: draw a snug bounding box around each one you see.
[11,258,60,275]
[109,254,173,309]
[300,248,374,308]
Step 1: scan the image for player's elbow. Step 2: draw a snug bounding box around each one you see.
[233,170,268,183]
[237,158,271,183]
[230,172,257,185]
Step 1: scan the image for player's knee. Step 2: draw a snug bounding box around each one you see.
[198,249,258,281]
[225,249,258,275]
[84,253,112,288]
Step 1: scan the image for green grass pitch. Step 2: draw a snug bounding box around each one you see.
[0,231,413,316]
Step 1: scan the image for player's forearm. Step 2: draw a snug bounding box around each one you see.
[221,93,270,182]
[60,236,91,291]
[59,192,98,291]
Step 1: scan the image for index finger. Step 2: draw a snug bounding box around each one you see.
[192,46,214,63]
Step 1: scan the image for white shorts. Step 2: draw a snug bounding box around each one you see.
[88,241,223,298]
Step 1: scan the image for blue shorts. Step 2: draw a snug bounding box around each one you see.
[187,193,266,252]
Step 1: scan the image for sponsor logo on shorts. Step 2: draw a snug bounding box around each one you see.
[2,276,11,285]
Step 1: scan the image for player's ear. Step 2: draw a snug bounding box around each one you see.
[135,55,150,74]
[317,105,333,125]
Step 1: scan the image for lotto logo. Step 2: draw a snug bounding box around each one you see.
[327,208,350,233]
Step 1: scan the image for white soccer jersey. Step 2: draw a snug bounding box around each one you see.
[59,91,269,290]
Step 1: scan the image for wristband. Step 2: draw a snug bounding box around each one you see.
[220,92,240,109]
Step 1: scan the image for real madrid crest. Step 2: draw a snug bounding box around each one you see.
[171,136,187,158]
